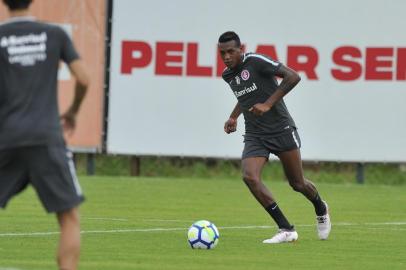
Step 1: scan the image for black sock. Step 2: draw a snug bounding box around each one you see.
[265,202,294,230]
[311,193,327,216]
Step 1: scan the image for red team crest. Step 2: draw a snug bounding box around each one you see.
[241,69,250,80]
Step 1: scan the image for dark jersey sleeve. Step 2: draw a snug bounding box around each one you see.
[252,54,281,78]
[221,68,231,82]
[58,27,79,64]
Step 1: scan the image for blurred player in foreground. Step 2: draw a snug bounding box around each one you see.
[0,0,89,269]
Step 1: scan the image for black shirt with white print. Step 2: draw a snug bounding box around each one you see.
[0,17,79,149]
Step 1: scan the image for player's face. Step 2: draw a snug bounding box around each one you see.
[218,40,242,69]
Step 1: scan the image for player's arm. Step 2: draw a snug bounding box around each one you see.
[224,102,241,134]
[61,59,89,134]
[249,65,301,116]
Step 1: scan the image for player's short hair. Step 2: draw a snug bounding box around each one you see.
[3,0,32,10]
[218,31,241,47]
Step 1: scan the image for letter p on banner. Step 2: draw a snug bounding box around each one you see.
[121,41,152,74]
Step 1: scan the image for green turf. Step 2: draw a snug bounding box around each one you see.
[0,176,405,270]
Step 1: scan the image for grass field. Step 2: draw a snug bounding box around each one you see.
[1,176,405,270]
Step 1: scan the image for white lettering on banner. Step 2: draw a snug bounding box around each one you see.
[1,32,47,66]
[234,83,257,98]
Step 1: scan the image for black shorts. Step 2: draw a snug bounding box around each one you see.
[0,145,84,213]
[242,128,301,159]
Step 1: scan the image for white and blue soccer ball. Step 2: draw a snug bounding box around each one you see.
[187,220,220,249]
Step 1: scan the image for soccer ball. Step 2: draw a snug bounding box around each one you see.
[187,220,220,249]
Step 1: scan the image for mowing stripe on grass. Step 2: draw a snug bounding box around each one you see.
[143,219,195,222]
[0,221,405,237]
[84,217,129,222]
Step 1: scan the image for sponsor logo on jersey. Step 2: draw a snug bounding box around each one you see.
[234,83,257,98]
[0,32,48,66]
[241,69,250,80]
[235,76,241,85]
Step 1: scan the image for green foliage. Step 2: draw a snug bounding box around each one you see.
[73,154,406,185]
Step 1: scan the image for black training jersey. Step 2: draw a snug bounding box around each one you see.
[222,52,296,137]
[0,17,79,150]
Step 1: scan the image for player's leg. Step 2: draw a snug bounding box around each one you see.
[242,156,274,207]
[277,148,325,214]
[242,157,297,243]
[242,156,294,229]
[57,207,81,270]
[26,145,84,268]
[277,148,331,239]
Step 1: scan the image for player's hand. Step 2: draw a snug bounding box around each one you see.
[249,103,271,116]
[60,110,77,137]
[224,118,237,134]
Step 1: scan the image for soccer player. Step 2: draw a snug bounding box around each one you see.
[0,0,89,269]
[218,31,331,243]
